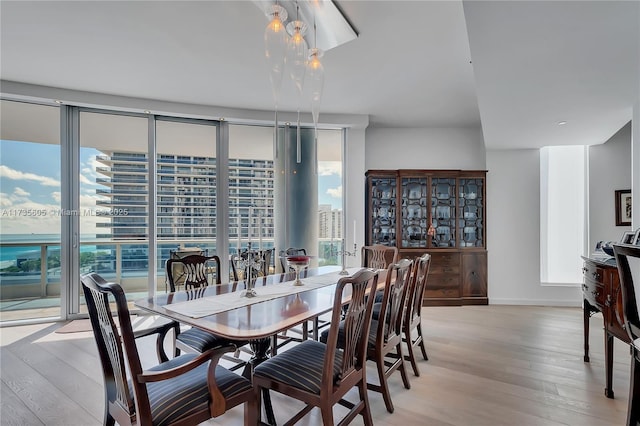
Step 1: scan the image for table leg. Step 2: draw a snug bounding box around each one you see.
[583,299,590,362]
[605,331,615,398]
[242,338,277,425]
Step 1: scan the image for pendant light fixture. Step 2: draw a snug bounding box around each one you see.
[264,2,288,159]
[285,1,307,164]
[307,16,324,173]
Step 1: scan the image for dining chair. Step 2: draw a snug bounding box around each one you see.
[361,244,398,269]
[403,253,431,376]
[367,258,413,413]
[274,247,330,352]
[613,244,640,425]
[166,255,247,370]
[81,272,179,364]
[252,268,379,426]
[80,272,257,426]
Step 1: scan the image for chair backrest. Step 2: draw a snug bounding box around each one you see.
[361,244,398,269]
[321,268,378,394]
[80,272,146,425]
[613,244,640,341]
[376,258,414,343]
[166,254,221,291]
[279,247,307,272]
[405,253,431,328]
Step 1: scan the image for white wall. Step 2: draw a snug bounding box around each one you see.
[589,122,632,249]
[365,127,486,170]
[487,149,582,305]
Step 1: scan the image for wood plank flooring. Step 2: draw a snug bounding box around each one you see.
[0,305,631,425]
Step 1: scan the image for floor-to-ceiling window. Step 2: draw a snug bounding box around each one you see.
[0,100,61,321]
[0,98,346,323]
[317,129,343,266]
[155,118,217,289]
[77,110,150,313]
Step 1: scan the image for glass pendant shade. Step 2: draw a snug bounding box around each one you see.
[286,20,308,94]
[307,47,324,129]
[264,4,289,104]
[286,19,307,164]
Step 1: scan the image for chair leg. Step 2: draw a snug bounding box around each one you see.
[375,351,394,413]
[358,377,374,426]
[628,348,640,426]
[245,396,259,426]
[404,330,420,377]
[319,403,335,426]
[397,343,411,390]
[417,323,428,360]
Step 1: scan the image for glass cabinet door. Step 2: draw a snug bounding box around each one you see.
[458,178,484,247]
[431,178,456,247]
[400,177,428,248]
[369,177,397,246]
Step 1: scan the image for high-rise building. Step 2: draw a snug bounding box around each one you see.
[95,151,274,241]
[318,204,343,240]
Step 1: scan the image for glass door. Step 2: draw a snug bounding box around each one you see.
[0,100,62,321]
[77,111,149,313]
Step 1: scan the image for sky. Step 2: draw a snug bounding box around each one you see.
[0,140,342,236]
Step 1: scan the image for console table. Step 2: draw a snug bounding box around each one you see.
[581,255,630,398]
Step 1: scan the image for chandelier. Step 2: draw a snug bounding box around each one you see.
[260,0,356,162]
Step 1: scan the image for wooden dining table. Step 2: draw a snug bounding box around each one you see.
[134,265,374,425]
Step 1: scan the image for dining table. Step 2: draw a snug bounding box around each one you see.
[134,265,376,425]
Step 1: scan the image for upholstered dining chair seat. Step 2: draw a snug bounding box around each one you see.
[128,353,252,426]
[176,327,232,353]
[254,340,343,395]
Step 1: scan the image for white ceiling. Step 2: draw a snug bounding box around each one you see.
[0,1,638,150]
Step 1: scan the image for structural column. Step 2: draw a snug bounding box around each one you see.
[274,125,318,270]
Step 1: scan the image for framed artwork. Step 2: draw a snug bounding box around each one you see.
[621,230,636,244]
[615,189,632,226]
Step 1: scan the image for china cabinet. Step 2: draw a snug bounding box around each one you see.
[365,169,488,305]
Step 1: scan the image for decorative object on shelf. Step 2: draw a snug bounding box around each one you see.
[615,189,632,226]
[621,230,636,244]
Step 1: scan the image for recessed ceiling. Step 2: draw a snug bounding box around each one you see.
[0,1,638,150]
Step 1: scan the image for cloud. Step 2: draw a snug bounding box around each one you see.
[51,192,61,203]
[0,193,11,207]
[326,185,342,198]
[13,187,30,197]
[318,161,342,177]
[0,165,60,187]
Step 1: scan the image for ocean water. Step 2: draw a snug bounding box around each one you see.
[0,234,98,264]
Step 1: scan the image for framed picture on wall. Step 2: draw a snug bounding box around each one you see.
[615,189,632,226]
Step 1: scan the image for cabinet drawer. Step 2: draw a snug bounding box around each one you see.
[430,252,460,265]
[582,263,605,284]
[425,274,460,298]
[582,279,605,309]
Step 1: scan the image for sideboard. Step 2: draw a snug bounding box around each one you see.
[581,255,630,398]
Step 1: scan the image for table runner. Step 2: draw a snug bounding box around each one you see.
[164,267,363,318]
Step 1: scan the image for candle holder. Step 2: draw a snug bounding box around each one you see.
[330,239,358,275]
[237,242,263,298]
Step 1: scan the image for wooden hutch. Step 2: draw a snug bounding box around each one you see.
[365,169,488,306]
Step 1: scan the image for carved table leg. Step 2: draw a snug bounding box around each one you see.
[583,299,591,362]
[605,331,615,398]
[242,337,276,426]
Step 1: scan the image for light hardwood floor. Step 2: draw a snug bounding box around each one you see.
[0,305,632,425]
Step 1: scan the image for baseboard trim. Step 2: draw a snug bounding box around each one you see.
[489,298,581,307]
